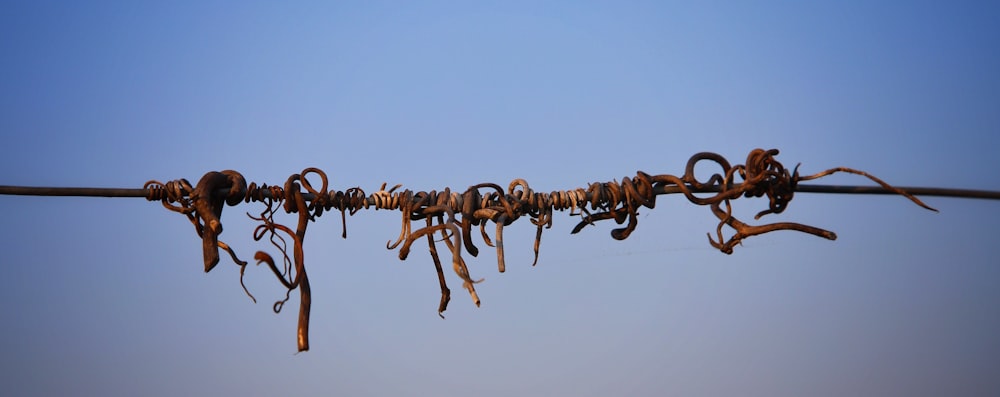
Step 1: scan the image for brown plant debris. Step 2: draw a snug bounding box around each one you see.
[143,149,935,352]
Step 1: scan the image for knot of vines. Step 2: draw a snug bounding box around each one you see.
[144,148,935,352]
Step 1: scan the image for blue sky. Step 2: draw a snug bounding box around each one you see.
[1,1,998,396]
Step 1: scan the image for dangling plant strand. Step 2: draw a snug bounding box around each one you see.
[131,148,939,352]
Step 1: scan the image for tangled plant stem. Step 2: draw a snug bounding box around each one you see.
[139,148,936,352]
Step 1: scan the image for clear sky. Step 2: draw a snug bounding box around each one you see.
[1,1,998,396]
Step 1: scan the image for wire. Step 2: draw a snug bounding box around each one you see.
[2,183,998,200]
[4,148,995,352]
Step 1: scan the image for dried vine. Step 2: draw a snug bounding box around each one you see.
[143,148,935,352]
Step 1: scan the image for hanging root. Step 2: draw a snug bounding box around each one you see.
[144,149,936,351]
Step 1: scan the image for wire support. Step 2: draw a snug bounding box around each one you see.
[3,148,989,352]
[2,183,997,201]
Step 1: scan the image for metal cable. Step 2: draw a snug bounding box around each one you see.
[3,148,992,352]
[2,183,998,200]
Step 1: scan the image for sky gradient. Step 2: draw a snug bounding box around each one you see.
[2,2,999,396]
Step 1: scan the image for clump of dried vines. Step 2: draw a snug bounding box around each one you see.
[143,149,935,352]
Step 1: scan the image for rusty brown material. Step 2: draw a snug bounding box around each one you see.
[190,171,247,272]
[143,149,936,352]
[144,170,248,272]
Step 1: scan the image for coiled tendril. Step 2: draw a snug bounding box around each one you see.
[144,149,935,352]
